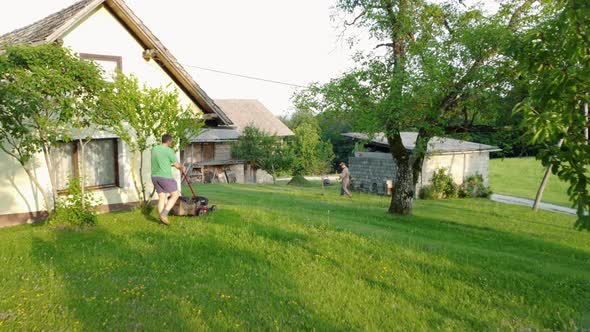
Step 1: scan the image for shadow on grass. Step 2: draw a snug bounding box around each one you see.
[30,214,341,331]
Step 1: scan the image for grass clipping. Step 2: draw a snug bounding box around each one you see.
[287,175,311,186]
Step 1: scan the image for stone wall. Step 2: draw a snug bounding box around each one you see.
[349,151,491,195]
[348,157,397,195]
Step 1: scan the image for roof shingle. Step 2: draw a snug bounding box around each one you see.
[0,0,95,47]
[214,99,294,137]
[342,132,501,155]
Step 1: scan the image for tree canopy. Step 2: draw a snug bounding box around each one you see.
[0,44,109,210]
[296,0,544,215]
[514,0,590,230]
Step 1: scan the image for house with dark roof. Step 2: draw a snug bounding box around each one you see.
[342,132,500,195]
[0,0,237,226]
[182,100,294,184]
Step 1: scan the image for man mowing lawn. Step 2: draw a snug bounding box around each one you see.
[151,134,186,225]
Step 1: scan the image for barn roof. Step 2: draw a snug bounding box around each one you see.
[342,132,501,155]
[191,128,241,143]
[214,99,294,137]
[192,100,294,143]
[0,0,233,125]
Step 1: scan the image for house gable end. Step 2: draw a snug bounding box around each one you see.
[0,0,232,125]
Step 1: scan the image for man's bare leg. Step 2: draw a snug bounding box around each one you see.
[165,191,180,212]
[160,191,179,225]
[157,193,167,215]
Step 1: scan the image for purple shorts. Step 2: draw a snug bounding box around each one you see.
[152,177,178,194]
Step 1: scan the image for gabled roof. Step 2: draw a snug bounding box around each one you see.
[191,128,241,143]
[0,0,232,125]
[214,99,294,137]
[0,0,95,46]
[343,132,501,155]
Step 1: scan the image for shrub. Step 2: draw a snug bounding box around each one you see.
[287,175,311,186]
[418,185,434,199]
[458,174,492,198]
[420,169,458,199]
[49,178,100,228]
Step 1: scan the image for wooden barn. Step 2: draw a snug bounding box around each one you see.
[182,99,294,184]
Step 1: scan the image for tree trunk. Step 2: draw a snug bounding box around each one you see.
[0,146,52,212]
[22,165,51,212]
[532,165,552,212]
[139,150,147,206]
[130,154,143,206]
[42,145,58,211]
[387,134,414,215]
[584,102,588,143]
[78,138,86,210]
[533,138,564,211]
[271,159,276,185]
[389,156,414,215]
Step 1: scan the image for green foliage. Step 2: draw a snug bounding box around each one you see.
[289,123,335,176]
[0,44,111,210]
[49,177,100,228]
[231,125,292,181]
[316,111,356,169]
[103,74,203,205]
[513,0,590,230]
[458,174,492,198]
[421,170,491,200]
[420,169,458,200]
[105,74,202,153]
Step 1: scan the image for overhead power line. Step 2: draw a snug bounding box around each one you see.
[177,62,307,88]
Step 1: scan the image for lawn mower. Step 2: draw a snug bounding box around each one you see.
[171,170,216,217]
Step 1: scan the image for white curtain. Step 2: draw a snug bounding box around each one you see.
[84,139,116,187]
[51,143,75,191]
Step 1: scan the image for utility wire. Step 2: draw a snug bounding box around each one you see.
[177,62,307,88]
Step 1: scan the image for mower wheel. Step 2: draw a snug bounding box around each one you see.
[197,208,207,217]
[209,205,217,212]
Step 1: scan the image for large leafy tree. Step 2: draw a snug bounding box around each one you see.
[231,126,292,183]
[104,74,203,207]
[0,44,108,211]
[514,0,590,230]
[297,0,539,215]
[290,122,335,176]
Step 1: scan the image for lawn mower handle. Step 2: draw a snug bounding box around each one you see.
[181,170,197,200]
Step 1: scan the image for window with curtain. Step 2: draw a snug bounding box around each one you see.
[52,142,76,191]
[52,139,119,191]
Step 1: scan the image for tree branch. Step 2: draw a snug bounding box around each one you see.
[438,0,535,115]
[344,10,367,26]
[375,43,395,49]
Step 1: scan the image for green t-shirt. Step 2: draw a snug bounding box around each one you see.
[151,145,178,179]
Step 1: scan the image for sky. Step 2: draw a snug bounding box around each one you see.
[0,0,499,117]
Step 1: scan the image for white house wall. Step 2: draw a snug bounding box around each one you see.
[0,6,192,224]
[62,6,200,112]
[421,152,490,187]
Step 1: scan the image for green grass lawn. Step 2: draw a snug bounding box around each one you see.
[0,184,589,331]
[489,157,572,206]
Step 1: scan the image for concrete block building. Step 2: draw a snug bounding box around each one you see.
[343,133,500,195]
